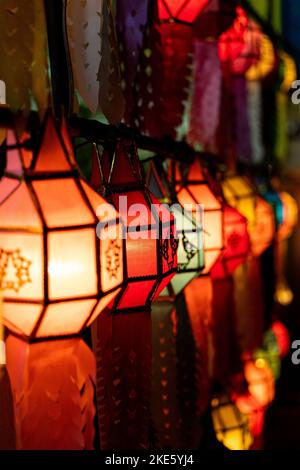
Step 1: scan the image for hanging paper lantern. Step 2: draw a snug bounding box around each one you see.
[147,162,205,296]
[211,204,250,280]
[173,159,224,274]
[250,197,275,257]
[211,393,253,450]
[218,7,260,76]
[157,0,210,23]
[278,191,298,241]
[246,32,276,82]
[91,141,177,312]
[0,114,123,339]
[222,174,275,257]
[262,188,284,228]
[244,359,275,408]
[271,321,290,359]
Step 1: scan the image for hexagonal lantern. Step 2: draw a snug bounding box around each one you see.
[90,140,177,312]
[147,161,205,297]
[172,158,224,274]
[0,114,123,339]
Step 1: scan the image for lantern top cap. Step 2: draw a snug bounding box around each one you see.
[29,111,76,174]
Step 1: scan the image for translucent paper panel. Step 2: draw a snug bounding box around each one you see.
[4,303,43,337]
[0,233,44,300]
[0,177,20,204]
[80,179,117,223]
[36,299,97,337]
[189,185,221,210]
[32,179,94,228]
[48,229,97,300]
[0,182,42,231]
[126,237,157,278]
[202,251,220,274]
[176,187,196,207]
[100,234,123,293]
[112,191,156,226]
[170,271,197,296]
[117,280,156,310]
[5,130,23,176]
[86,289,121,327]
[34,116,72,172]
[204,211,223,250]
[158,0,209,22]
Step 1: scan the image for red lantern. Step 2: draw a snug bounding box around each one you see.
[91,141,177,311]
[218,7,260,76]
[158,0,210,23]
[0,114,123,339]
[90,141,177,450]
[211,204,250,280]
[173,158,224,274]
[244,358,275,408]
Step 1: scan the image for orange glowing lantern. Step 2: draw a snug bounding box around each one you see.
[211,393,253,450]
[157,0,211,23]
[211,204,250,280]
[218,7,260,76]
[0,114,123,339]
[244,359,275,408]
[233,392,265,439]
[91,140,177,312]
[173,158,224,274]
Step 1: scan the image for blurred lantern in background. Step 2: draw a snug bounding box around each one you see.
[211,204,250,280]
[244,358,275,408]
[275,191,298,306]
[0,114,123,339]
[250,197,275,258]
[253,329,281,381]
[233,391,265,441]
[222,174,256,227]
[218,7,260,76]
[173,158,224,273]
[211,392,253,450]
[222,174,275,257]
[147,161,205,297]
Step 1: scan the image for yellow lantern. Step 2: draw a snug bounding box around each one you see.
[211,393,253,450]
[222,174,256,227]
[279,51,297,93]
